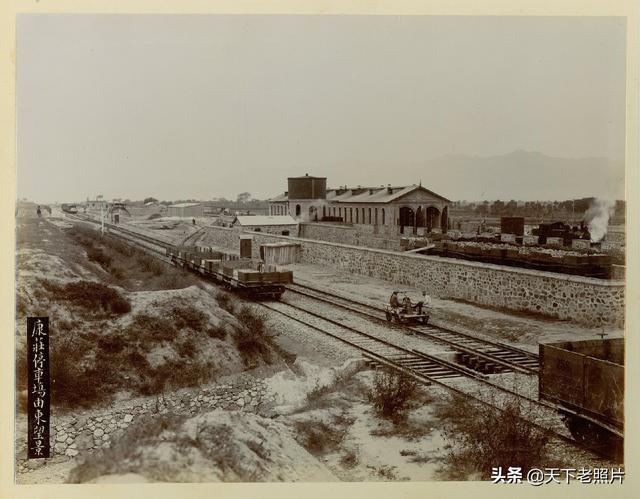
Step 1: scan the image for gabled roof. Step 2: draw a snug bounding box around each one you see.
[268,193,289,202]
[235,215,298,226]
[328,185,450,204]
[268,184,450,204]
[169,202,202,208]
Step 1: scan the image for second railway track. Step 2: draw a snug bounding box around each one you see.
[261,299,575,444]
[286,282,540,375]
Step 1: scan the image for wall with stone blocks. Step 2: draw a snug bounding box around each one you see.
[203,226,625,327]
[299,223,401,251]
[17,377,274,470]
[240,224,299,237]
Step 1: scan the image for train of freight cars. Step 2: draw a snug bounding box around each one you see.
[166,245,292,299]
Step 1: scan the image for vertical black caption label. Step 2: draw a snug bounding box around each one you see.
[27,317,50,459]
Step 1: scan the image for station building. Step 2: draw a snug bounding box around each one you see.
[269,174,450,234]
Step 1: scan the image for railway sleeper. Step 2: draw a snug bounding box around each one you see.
[401,362,443,370]
[455,353,507,374]
[406,365,450,374]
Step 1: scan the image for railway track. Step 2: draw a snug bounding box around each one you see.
[57,213,607,453]
[67,213,541,382]
[263,300,486,382]
[261,299,576,444]
[67,213,172,254]
[285,282,540,375]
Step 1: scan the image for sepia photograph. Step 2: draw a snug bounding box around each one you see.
[5,3,638,494]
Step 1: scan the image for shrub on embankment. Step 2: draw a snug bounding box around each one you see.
[41,279,131,315]
[66,224,198,290]
[17,304,226,411]
[435,393,551,479]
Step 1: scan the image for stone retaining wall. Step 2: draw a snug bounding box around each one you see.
[299,223,401,251]
[17,377,275,474]
[240,224,299,237]
[203,226,624,327]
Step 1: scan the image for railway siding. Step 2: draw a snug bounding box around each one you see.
[201,226,625,328]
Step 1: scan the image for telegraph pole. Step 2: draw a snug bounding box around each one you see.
[101,202,105,236]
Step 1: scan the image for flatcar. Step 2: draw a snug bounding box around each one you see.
[538,337,624,459]
[166,245,291,299]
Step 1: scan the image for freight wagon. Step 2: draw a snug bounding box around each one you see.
[61,204,79,214]
[166,245,292,299]
[539,337,624,459]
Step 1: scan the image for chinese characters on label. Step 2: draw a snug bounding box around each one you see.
[27,317,50,459]
[491,467,625,485]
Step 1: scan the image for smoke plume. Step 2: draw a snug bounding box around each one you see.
[585,198,615,242]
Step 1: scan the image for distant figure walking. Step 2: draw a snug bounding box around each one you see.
[36,205,42,218]
[192,218,196,225]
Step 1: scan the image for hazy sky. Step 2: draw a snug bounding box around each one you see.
[17,15,626,203]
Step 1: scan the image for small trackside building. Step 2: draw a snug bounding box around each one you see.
[167,202,205,218]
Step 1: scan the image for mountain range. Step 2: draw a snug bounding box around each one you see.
[415,150,625,201]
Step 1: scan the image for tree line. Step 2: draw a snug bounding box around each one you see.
[452,198,625,219]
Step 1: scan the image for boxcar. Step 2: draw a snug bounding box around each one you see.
[539,338,624,458]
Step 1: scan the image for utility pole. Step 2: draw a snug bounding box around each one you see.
[101,202,105,236]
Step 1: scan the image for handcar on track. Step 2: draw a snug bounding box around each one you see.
[384,290,430,325]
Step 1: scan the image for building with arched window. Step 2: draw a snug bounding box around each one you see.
[269,174,450,234]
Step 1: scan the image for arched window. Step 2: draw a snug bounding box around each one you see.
[361,208,365,224]
[368,208,372,224]
[295,204,301,216]
[375,208,378,225]
[323,206,326,218]
[350,207,353,222]
[356,209,359,223]
[339,207,342,218]
[382,208,385,225]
